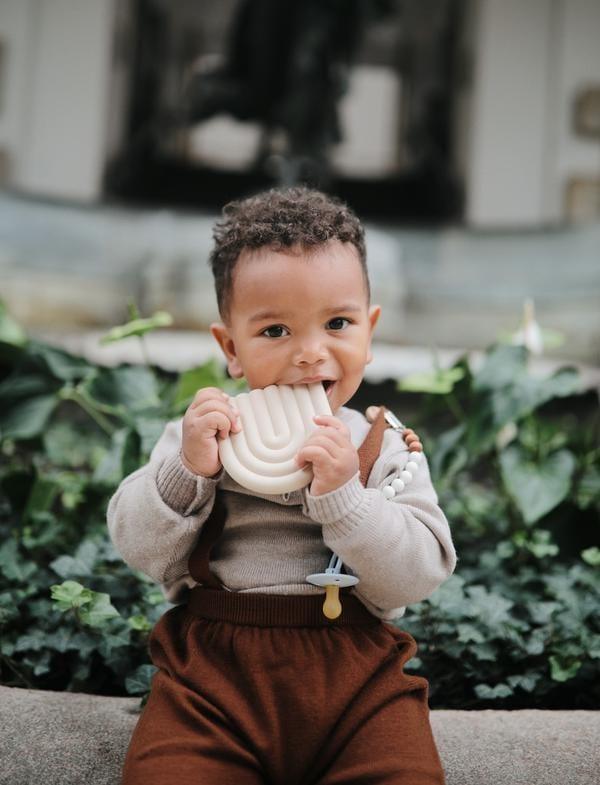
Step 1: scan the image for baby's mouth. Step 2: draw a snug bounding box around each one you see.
[322,380,336,397]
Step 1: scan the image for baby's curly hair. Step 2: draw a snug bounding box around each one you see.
[209,186,369,322]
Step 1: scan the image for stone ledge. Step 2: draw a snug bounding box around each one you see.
[0,685,598,784]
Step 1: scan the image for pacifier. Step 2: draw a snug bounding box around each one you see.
[306,553,359,620]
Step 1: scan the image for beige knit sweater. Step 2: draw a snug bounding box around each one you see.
[107,405,457,621]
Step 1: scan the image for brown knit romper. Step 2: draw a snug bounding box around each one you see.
[121,408,446,785]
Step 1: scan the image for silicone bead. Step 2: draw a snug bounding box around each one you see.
[406,461,419,473]
[391,478,405,493]
[382,484,396,499]
[365,405,382,423]
[400,470,413,484]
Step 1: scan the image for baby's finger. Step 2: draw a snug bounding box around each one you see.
[197,410,237,440]
[191,399,242,431]
[296,440,336,465]
[190,387,230,409]
[307,424,351,450]
[304,429,347,453]
[312,415,350,436]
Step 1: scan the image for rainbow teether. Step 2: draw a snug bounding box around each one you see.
[218,382,332,495]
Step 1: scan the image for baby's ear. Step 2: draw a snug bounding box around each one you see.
[210,322,244,378]
[365,305,381,364]
[368,304,381,332]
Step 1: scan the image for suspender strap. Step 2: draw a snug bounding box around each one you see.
[358,405,388,487]
[187,406,390,587]
[187,493,227,588]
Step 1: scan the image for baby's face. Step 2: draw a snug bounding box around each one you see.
[211,240,381,414]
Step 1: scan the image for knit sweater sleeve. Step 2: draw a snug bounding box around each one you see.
[302,427,457,615]
[106,419,223,587]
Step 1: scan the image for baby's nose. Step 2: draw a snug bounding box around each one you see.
[294,339,328,365]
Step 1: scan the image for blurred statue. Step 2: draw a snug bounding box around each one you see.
[182,0,393,186]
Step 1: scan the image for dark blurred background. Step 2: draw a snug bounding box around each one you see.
[0,0,599,367]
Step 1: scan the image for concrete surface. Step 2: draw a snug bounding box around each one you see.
[0,685,598,785]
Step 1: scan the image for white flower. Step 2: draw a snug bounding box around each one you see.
[512,298,544,355]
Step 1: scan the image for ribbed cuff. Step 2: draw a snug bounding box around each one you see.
[156,453,199,513]
[303,471,366,524]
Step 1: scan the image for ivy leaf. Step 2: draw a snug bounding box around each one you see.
[43,628,80,653]
[429,424,466,480]
[506,673,540,693]
[549,656,582,683]
[575,466,600,510]
[23,476,61,522]
[14,632,47,652]
[125,664,158,695]
[0,373,53,402]
[512,529,559,559]
[92,427,140,485]
[425,575,467,614]
[128,615,152,632]
[82,366,161,414]
[582,547,600,567]
[79,592,121,628]
[43,421,108,468]
[131,416,168,457]
[50,580,93,610]
[526,601,561,625]
[97,629,132,657]
[0,539,37,583]
[457,624,486,644]
[174,361,226,408]
[465,585,514,628]
[173,360,245,411]
[500,445,576,524]
[474,683,513,699]
[50,540,99,578]
[30,341,93,382]
[0,394,57,440]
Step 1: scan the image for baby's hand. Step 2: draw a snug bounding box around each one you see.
[181,387,241,477]
[295,415,359,496]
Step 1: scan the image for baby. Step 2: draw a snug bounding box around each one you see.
[108,186,457,784]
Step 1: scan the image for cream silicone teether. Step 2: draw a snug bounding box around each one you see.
[218,382,332,494]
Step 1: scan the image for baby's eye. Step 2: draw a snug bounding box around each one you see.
[327,317,351,330]
[262,325,289,338]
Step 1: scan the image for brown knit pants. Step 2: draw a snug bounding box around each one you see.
[121,588,445,785]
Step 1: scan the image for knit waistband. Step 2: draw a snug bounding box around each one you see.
[186,586,380,627]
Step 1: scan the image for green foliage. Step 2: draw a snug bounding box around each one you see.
[100,311,174,344]
[396,343,600,708]
[0,307,245,699]
[1,306,598,710]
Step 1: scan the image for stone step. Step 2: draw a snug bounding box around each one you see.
[0,685,598,785]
